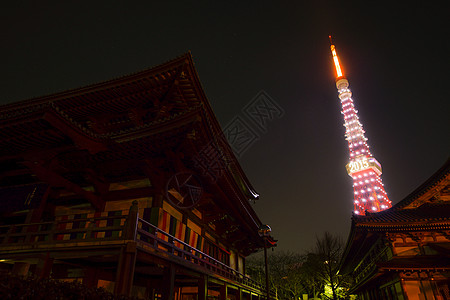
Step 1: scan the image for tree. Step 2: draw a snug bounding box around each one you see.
[300,252,325,299]
[246,251,306,299]
[306,232,352,300]
[245,233,352,300]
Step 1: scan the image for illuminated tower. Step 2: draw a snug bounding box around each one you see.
[329,37,392,215]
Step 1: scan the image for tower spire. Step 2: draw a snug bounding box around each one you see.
[329,38,392,215]
[329,35,343,78]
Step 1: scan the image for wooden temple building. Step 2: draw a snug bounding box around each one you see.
[0,53,276,299]
[340,159,450,299]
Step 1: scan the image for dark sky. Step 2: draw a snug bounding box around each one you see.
[1,1,449,253]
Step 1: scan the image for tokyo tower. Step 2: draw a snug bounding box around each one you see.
[329,37,392,215]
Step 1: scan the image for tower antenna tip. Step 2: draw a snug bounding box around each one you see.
[329,35,333,45]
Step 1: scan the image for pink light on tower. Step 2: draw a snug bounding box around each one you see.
[329,36,392,215]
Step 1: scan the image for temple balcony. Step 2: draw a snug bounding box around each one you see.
[0,201,275,299]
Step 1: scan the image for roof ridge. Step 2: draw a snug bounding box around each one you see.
[0,52,192,113]
[393,157,450,210]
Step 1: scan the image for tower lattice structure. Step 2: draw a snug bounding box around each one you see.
[329,37,392,215]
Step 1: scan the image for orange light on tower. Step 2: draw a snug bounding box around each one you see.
[329,35,343,78]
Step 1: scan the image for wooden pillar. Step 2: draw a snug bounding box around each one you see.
[420,277,435,300]
[28,185,51,223]
[149,187,164,227]
[12,262,30,276]
[84,267,99,288]
[23,185,51,245]
[35,252,53,278]
[145,287,156,300]
[123,200,139,240]
[146,167,165,210]
[152,191,164,208]
[114,242,137,296]
[198,274,208,300]
[114,201,139,295]
[219,283,228,300]
[242,291,248,300]
[236,287,242,300]
[161,263,176,300]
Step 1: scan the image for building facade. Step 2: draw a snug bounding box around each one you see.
[340,159,450,299]
[0,54,276,299]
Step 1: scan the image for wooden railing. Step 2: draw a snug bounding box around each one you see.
[136,218,273,295]
[0,208,275,298]
[0,213,127,246]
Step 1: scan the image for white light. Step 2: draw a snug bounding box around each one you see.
[354,210,360,214]
[372,207,377,211]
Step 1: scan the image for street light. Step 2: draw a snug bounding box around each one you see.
[258,224,271,300]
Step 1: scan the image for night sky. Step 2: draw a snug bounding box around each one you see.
[1,1,449,253]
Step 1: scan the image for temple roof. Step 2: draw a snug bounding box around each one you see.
[351,202,450,231]
[377,256,450,271]
[340,158,450,274]
[0,53,257,194]
[0,53,267,251]
[353,158,450,229]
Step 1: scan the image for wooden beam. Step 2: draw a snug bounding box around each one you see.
[0,168,32,181]
[12,262,30,276]
[103,187,154,201]
[43,111,107,154]
[210,183,259,241]
[155,71,183,120]
[96,159,144,173]
[22,161,104,211]
[203,212,227,224]
[84,168,110,195]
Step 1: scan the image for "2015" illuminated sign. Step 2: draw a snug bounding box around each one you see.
[347,158,369,174]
